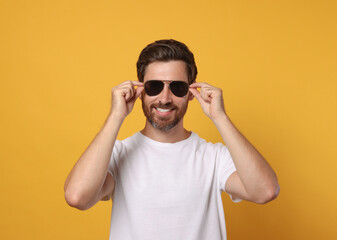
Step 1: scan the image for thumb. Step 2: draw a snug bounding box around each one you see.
[189,88,202,103]
[128,86,144,103]
[134,86,144,99]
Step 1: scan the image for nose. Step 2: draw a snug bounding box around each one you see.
[158,82,173,104]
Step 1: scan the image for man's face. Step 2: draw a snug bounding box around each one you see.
[141,60,192,131]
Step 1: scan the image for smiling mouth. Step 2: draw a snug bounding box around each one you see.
[153,107,176,116]
[155,107,174,113]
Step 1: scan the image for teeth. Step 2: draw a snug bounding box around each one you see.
[156,108,172,112]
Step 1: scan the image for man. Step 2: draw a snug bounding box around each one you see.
[64,39,280,240]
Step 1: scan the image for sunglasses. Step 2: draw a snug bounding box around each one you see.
[144,80,190,97]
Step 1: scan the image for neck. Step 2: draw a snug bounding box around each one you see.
[141,120,191,143]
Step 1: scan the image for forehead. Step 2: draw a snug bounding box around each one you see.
[144,60,188,82]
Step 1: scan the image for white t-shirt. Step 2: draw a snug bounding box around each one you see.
[108,131,240,240]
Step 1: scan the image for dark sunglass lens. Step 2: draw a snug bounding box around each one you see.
[144,80,164,96]
[170,81,189,97]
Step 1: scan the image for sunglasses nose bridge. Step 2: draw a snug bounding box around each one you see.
[158,82,173,103]
[165,81,181,94]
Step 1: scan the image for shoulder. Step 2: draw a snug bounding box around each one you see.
[115,132,141,148]
[191,132,227,152]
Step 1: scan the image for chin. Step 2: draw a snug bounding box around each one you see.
[142,99,189,131]
[149,117,180,131]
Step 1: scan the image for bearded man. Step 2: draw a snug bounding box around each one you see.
[64,39,280,240]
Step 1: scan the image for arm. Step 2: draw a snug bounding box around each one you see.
[64,81,143,210]
[189,82,280,204]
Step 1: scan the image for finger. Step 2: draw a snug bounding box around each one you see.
[118,81,134,95]
[126,86,144,103]
[123,87,133,102]
[120,80,133,86]
[134,86,144,99]
[189,88,202,103]
[129,81,144,95]
[131,81,144,86]
[190,82,210,88]
[127,81,143,97]
[201,88,212,103]
[120,81,143,89]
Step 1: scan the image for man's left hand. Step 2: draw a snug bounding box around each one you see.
[189,82,226,121]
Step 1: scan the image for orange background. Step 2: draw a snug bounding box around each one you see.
[1,0,336,239]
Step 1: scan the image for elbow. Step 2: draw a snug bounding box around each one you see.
[256,183,280,204]
[64,190,91,211]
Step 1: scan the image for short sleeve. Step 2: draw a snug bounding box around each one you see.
[107,140,123,180]
[217,144,242,203]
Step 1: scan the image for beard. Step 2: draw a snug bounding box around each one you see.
[142,100,188,131]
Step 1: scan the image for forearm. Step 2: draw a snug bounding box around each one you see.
[213,113,279,201]
[64,113,123,208]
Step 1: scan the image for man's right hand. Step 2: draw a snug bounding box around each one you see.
[110,80,144,120]
[64,80,143,210]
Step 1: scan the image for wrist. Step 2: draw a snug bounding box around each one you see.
[211,111,229,125]
[107,111,125,127]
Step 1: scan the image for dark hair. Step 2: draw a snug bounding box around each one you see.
[136,39,198,84]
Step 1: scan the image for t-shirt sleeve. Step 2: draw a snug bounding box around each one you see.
[217,144,242,203]
[107,140,123,180]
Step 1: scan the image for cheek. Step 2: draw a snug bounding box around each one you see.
[142,94,156,106]
[176,98,189,108]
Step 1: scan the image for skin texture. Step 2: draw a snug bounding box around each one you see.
[140,61,193,142]
[64,60,279,211]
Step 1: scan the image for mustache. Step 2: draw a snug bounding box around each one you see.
[151,102,177,109]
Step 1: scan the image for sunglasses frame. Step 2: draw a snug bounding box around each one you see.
[144,80,190,97]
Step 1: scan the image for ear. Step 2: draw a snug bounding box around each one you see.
[188,80,196,101]
[188,91,194,101]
